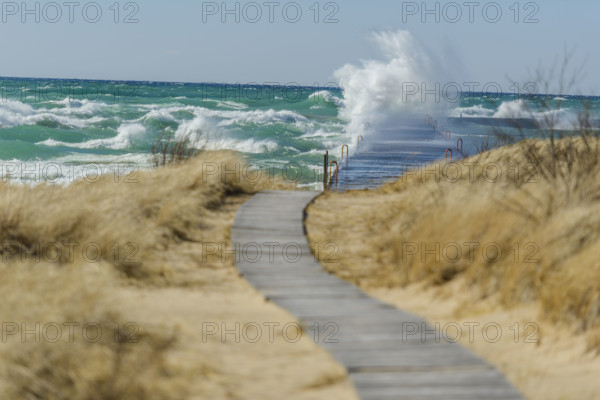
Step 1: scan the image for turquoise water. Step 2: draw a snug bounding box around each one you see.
[0,77,598,186]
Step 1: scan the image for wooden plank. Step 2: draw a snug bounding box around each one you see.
[349,369,518,387]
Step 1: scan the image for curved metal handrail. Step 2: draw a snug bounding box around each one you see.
[341,144,349,163]
[445,148,453,163]
[329,160,339,185]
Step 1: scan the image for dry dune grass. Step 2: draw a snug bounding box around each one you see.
[307,136,600,399]
[307,136,600,348]
[0,264,188,400]
[0,151,290,281]
[0,151,358,400]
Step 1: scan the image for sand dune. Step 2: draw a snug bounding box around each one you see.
[307,137,600,400]
[0,152,358,400]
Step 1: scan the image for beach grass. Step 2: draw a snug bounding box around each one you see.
[309,135,600,335]
[306,135,600,399]
[0,151,358,400]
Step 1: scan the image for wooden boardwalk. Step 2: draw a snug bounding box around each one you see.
[232,191,524,400]
[333,119,452,190]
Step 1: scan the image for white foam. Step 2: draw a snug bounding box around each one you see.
[139,104,317,155]
[37,123,146,150]
[174,114,278,153]
[0,99,107,128]
[490,100,587,130]
[204,137,278,153]
[308,90,342,106]
[450,105,494,118]
[174,114,215,144]
[141,107,180,122]
[493,99,528,118]
[0,100,36,127]
[215,100,249,110]
[139,104,306,127]
[334,30,446,144]
[283,146,301,153]
[46,98,108,115]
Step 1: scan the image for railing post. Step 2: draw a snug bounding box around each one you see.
[323,151,328,189]
[329,161,339,186]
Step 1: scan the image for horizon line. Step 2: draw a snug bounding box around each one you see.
[0,75,597,99]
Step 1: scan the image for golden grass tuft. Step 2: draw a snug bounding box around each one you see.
[151,136,201,168]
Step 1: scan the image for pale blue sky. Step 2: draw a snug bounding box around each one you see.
[0,0,598,94]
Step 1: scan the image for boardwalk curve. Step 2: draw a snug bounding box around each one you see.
[232,190,524,400]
